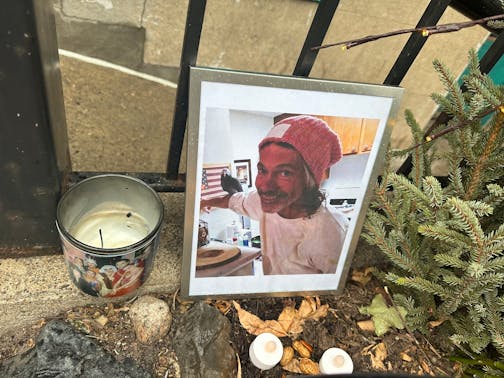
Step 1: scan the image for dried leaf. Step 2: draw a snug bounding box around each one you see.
[297,298,314,318]
[400,352,413,362]
[214,300,232,315]
[351,267,375,286]
[32,319,46,329]
[372,343,388,370]
[235,351,242,378]
[95,315,108,327]
[282,357,302,373]
[362,342,387,371]
[428,319,445,328]
[232,301,287,337]
[357,319,375,332]
[307,304,329,321]
[287,318,305,335]
[420,359,434,376]
[297,297,329,321]
[277,305,299,333]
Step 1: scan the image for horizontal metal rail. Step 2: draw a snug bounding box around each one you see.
[67,172,186,192]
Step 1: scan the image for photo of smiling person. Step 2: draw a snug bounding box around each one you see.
[200,115,349,275]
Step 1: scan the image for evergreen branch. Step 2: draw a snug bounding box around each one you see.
[466,93,487,118]
[483,184,504,206]
[387,273,448,298]
[434,253,468,270]
[440,295,464,316]
[432,59,466,118]
[312,14,504,50]
[447,162,465,197]
[389,229,424,274]
[389,173,431,213]
[419,224,471,246]
[469,273,504,295]
[443,274,465,286]
[465,76,503,109]
[431,93,460,118]
[374,184,400,229]
[485,292,504,355]
[446,197,485,257]
[405,110,426,187]
[423,176,443,209]
[484,256,504,272]
[485,242,504,260]
[466,200,494,217]
[465,109,504,200]
[486,224,504,245]
[364,213,423,275]
[486,155,504,170]
[467,262,486,279]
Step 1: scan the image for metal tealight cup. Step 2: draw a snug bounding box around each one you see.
[56,174,164,298]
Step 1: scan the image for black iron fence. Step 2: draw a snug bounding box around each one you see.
[1,0,503,257]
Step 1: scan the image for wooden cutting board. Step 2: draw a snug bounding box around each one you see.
[196,241,241,270]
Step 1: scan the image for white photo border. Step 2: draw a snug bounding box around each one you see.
[181,67,403,299]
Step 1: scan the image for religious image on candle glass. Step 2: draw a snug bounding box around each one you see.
[61,236,150,298]
[181,67,403,299]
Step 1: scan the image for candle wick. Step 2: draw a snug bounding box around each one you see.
[99,228,104,248]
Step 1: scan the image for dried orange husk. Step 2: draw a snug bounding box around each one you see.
[292,339,313,358]
[299,358,320,375]
[282,357,302,373]
[280,346,295,366]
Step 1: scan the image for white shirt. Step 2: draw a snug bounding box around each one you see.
[229,191,348,275]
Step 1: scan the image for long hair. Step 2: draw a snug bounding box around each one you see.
[298,160,326,216]
[262,141,326,216]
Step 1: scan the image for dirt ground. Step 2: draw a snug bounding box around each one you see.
[0,273,460,377]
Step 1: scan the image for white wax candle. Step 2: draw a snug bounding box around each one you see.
[249,333,283,370]
[319,347,353,375]
[70,203,150,249]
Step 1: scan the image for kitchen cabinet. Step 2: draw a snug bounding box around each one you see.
[317,116,379,155]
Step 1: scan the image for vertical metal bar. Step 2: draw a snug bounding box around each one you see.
[0,0,70,256]
[383,0,452,86]
[166,0,206,180]
[33,1,72,176]
[293,0,340,77]
[480,32,504,74]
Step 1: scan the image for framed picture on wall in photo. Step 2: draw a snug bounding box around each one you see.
[181,66,403,299]
[234,159,252,187]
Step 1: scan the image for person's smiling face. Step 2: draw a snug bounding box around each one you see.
[255,143,307,219]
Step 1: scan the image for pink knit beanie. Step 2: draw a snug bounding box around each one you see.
[259,115,343,184]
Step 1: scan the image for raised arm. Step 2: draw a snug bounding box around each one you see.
[200,194,232,212]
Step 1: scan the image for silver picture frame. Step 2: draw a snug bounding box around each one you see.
[181,66,403,299]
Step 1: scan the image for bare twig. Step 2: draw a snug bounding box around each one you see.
[312,14,504,51]
[404,106,502,152]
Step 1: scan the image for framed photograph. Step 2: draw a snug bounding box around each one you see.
[234,159,252,187]
[181,66,403,299]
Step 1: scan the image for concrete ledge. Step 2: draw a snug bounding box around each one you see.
[0,193,184,337]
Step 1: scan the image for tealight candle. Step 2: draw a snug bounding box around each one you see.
[249,333,283,370]
[319,347,353,375]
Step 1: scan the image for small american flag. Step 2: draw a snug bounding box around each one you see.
[201,164,229,200]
